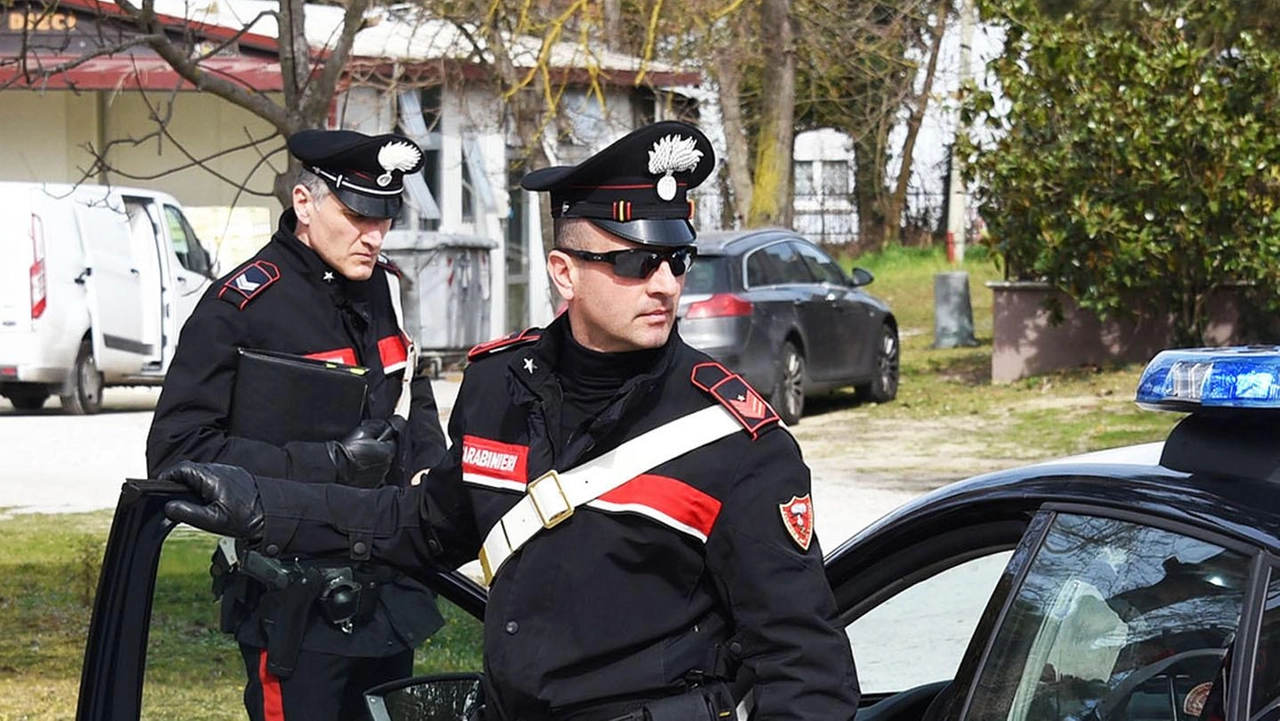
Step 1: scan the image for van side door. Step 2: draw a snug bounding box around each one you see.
[78,192,152,370]
[159,204,212,334]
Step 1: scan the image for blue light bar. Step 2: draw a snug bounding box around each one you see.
[1136,347,1280,410]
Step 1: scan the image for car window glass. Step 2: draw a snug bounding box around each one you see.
[141,528,485,718]
[745,248,774,287]
[847,551,1012,693]
[745,242,813,287]
[683,255,728,296]
[1249,573,1280,720]
[774,242,818,284]
[794,242,847,285]
[964,513,1248,721]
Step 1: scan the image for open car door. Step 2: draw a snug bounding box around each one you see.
[75,479,487,721]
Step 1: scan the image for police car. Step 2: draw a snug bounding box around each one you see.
[76,347,1280,720]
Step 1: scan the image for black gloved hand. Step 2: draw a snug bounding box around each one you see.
[162,461,265,541]
[327,418,398,488]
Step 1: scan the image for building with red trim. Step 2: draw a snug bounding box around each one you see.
[0,0,703,345]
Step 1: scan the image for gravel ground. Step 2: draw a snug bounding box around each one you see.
[0,379,927,549]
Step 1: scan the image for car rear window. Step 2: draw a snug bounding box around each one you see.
[685,254,729,295]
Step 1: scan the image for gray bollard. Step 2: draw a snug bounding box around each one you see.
[933,271,978,348]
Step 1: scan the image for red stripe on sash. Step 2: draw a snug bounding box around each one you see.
[601,473,722,538]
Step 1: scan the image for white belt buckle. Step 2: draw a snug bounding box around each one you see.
[528,470,574,528]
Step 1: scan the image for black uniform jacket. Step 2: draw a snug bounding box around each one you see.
[147,210,445,656]
[253,316,861,719]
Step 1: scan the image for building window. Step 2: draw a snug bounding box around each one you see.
[794,162,816,197]
[396,87,443,231]
[821,160,850,197]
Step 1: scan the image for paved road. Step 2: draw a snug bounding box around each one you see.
[0,380,916,548]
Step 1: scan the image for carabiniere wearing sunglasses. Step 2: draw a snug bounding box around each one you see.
[160,120,860,721]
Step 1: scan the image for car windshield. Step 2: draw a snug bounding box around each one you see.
[683,254,730,295]
[964,512,1249,721]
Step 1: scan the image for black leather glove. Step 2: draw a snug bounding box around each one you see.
[162,461,265,542]
[327,418,398,488]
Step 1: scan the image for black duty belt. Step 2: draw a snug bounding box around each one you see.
[551,683,734,721]
[211,542,397,678]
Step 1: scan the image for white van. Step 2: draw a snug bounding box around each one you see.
[0,182,215,413]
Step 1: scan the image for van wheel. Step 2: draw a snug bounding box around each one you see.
[61,340,103,415]
[7,387,49,411]
[770,341,806,425]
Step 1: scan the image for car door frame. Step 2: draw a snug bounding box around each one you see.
[76,480,487,721]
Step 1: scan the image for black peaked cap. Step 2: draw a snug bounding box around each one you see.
[288,129,426,220]
[520,121,715,246]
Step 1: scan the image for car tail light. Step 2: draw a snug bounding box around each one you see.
[30,213,46,320]
[686,293,753,319]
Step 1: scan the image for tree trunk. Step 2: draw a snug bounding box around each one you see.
[853,128,890,250]
[886,0,950,244]
[715,51,752,229]
[748,0,796,227]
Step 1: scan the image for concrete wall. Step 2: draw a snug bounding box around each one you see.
[0,91,99,181]
[0,88,283,268]
[989,281,1258,383]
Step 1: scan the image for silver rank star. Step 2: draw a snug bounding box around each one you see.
[523,357,536,374]
[323,271,335,282]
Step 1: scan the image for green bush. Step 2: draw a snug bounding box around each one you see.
[964,0,1280,345]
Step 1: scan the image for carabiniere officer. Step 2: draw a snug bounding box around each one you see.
[147,129,448,721]
[161,121,861,720]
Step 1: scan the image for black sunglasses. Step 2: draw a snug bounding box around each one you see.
[561,247,697,279]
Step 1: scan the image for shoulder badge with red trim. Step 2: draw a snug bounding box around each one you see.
[691,362,780,439]
[1183,682,1212,718]
[216,261,281,311]
[779,494,814,551]
[376,254,403,278]
[467,328,543,362]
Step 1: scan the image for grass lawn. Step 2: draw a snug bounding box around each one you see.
[0,244,1182,719]
[845,245,1179,459]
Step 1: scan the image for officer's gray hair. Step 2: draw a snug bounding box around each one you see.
[554,218,595,251]
[295,168,331,205]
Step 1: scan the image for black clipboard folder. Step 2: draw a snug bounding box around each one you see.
[229,348,369,446]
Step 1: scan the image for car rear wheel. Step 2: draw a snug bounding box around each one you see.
[856,323,899,404]
[61,339,103,415]
[771,341,806,425]
[6,386,50,411]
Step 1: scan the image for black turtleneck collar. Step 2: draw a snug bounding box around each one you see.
[557,327,665,407]
[272,209,362,295]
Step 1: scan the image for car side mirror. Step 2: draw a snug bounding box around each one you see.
[364,672,485,721]
[849,267,875,287]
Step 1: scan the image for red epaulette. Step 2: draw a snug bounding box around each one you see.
[216,261,281,311]
[376,255,403,278]
[467,328,543,362]
[691,362,780,440]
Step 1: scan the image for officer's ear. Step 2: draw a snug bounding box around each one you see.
[293,184,315,225]
[547,247,577,302]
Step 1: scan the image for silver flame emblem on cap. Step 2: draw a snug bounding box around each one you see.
[376,141,423,187]
[648,134,703,202]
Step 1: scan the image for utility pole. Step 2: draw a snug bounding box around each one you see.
[945,0,974,264]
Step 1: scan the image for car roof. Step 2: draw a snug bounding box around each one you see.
[694,228,801,256]
[832,419,1280,566]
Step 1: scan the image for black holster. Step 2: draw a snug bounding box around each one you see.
[256,572,322,678]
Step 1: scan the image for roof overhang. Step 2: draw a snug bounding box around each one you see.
[0,55,284,91]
